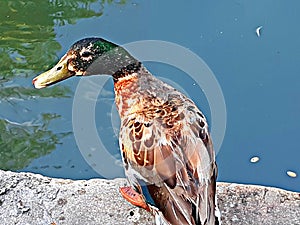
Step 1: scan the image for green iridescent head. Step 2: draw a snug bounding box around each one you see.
[33,37,138,88]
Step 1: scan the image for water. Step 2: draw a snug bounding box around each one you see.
[0,0,299,192]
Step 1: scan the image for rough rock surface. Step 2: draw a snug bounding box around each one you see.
[0,169,299,225]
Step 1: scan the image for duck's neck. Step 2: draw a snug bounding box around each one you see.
[113,64,152,117]
[112,61,142,82]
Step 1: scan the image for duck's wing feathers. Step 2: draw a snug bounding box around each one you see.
[120,92,218,225]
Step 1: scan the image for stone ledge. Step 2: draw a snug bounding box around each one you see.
[0,169,299,225]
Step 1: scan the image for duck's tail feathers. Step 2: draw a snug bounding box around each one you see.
[193,179,221,225]
[152,182,221,225]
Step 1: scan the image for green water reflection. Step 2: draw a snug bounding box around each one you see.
[0,113,72,170]
[0,0,126,170]
[0,0,106,81]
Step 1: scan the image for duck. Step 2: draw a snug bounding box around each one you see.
[32,37,221,225]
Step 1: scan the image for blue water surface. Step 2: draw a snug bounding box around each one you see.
[1,0,299,192]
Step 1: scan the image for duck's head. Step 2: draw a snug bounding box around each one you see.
[33,37,139,89]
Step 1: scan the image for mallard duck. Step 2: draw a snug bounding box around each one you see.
[33,38,221,225]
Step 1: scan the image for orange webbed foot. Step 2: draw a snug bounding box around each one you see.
[119,186,150,211]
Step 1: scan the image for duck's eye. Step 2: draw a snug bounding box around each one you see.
[81,51,93,57]
[56,66,62,71]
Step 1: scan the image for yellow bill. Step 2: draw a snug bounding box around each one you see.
[32,54,74,89]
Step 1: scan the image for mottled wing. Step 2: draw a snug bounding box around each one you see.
[119,93,218,224]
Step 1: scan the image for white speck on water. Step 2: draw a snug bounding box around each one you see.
[90,147,97,152]
[286,170,297,178]
[256,26,263,37]
[250,156,260,163]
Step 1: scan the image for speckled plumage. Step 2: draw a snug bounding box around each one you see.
[115,66,219,225]
[33,38,221,225]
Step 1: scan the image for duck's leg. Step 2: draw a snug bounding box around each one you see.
[119,186,150,211]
